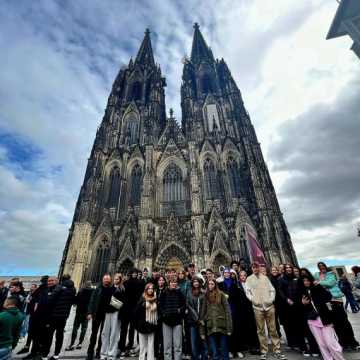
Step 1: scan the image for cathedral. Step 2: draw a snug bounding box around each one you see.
[59,24,297,287]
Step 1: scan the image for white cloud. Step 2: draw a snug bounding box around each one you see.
[0,0,358,274]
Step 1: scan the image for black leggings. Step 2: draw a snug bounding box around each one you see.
[331,301,359,348]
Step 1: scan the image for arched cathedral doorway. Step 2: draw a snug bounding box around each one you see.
[165,257,183,271]
[211,252,231,274]
[117,258,134,275]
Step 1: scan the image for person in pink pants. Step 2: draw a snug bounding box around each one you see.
[308,317,344,360]
[300,274,345,360]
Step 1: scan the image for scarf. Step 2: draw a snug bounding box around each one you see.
[144,293,158,325]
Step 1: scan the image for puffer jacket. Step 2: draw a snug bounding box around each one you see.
[199,291,232,337]
[314,272,344,300]
[159,288,185,326]
[76,287,94,315]
[48,279,76,319]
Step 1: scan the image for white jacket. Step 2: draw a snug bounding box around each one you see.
[245,273,275,311]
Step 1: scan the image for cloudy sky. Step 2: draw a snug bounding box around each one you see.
[0,0,359,276]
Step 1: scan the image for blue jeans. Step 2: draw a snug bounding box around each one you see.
[20,314,30,338]
[0,348,11,360]
[208,333,229,360]
[344,293,360,313]
[190,326,208,360]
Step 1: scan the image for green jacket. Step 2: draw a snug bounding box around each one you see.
[199,291,232,337]
[0,307,25,349]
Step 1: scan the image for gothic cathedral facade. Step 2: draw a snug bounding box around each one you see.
[60,25,297,287]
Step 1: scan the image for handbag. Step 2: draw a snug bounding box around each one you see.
[110,295,123,310]
[307,291,319,320]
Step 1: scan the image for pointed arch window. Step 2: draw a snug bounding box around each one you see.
[130,164,142,205]
[227,157,241,197]
[91,238,110,283]
[125,113,139,144]
[130,81,142,101]
[107,167,121,208]
[201,73,214,94]
[205,103,220,132]
[203,158,219,199]
[163,163,183,202]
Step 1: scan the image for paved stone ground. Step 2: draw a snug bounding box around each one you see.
[13,310,360,360]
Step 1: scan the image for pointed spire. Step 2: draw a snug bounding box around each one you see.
[190,23,214,65]
[135,28,155,67]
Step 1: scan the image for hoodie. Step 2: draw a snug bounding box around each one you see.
[0,307,25,349]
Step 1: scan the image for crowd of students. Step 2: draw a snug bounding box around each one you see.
[1,261,360,360]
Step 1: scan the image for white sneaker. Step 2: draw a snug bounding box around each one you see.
[236,353,244,359]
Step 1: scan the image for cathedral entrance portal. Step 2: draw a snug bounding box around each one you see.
[165,257,183,271]
[211,252,230,274]
[118,258,134,274]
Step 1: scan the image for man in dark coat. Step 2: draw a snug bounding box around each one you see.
[42,274,76,360]
[86,274,114,360]
[7,282,25,312]
[118,269,143,356]
[24,275,49,360]
[66,281,94,351]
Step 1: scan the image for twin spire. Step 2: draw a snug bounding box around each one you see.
[135,28,155,67]
[190,23,215,64]
[134,24,214,68]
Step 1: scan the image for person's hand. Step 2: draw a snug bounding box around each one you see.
[302,295,310,305]
[313,280,319,285]
[287,298,294,306]
[227,332,231,336]
[87,314,92,320]
[200,335,206,340]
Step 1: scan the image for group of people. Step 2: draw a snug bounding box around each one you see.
[1,261,360,360]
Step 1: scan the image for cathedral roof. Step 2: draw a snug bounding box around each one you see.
[135,28,155,67]
[190,23,215,65]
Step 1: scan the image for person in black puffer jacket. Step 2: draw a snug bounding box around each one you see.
[23,276,49,359]
[65,281,94,351]
[160,277,185,360]
[42,274,76,360]
[118,269,143,356]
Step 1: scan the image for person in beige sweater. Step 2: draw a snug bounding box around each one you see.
[245,262,286,360]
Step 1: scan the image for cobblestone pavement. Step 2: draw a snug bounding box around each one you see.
[13,310,360,360]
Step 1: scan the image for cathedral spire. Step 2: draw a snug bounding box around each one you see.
[190,23,214,65]
[135,28,155,67]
